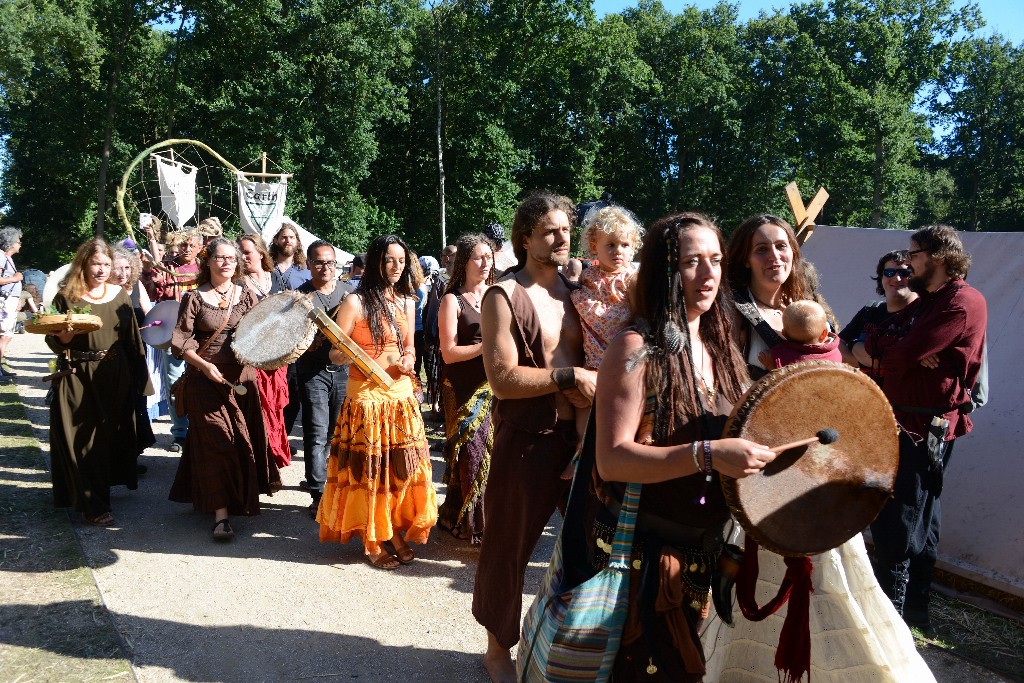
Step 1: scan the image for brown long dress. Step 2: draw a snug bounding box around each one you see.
[46,289,148,517]
[168,288,280,515]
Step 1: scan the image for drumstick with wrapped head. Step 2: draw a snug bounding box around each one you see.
[769,428,839,454]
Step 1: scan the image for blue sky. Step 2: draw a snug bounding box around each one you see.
[592,1,1024,45]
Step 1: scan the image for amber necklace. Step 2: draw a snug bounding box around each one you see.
[213,283,234,309]
[84,283,108,301]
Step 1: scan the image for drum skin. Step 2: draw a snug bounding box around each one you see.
[721,361,899,557]
[231,291,317,370]
[141,300,179,349]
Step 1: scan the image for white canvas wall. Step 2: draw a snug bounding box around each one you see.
[801,226,1024,598]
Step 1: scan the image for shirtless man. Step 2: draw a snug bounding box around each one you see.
[471,191,596,682]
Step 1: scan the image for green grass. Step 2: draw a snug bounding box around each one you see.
[0,382,133,682]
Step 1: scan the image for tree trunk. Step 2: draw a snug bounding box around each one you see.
[303,153,316,230]
[95,0,133,237]
[434,6,448,251]
[95,62,122,238]
[871,127,884,228]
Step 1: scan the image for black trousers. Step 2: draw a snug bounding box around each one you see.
[869,431,954,615]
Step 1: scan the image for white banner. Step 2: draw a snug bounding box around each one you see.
[237,173,287,238]
[156,157,197,229]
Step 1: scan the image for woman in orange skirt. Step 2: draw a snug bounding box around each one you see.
[317,233,437,569]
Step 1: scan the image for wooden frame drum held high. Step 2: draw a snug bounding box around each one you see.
[230,290,394,390]
[231,291,318,371]
[720,361,899,557]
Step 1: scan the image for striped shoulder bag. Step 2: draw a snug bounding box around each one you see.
[517,413,641,682]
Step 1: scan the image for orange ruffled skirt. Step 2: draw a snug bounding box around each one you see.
[317,374,437,554]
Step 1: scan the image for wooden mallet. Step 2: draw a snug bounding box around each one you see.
[770,428,839,454]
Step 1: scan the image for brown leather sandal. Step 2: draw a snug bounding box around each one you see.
[383,539,414,565]
[366,550,401,570]
[83,512,115,527]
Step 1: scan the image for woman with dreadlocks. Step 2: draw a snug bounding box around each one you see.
[592,212,776,681]
[316,234,437,570]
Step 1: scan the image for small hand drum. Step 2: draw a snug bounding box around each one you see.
[141,300,179,349]
[720,361,899,557]
[231,291,317,371]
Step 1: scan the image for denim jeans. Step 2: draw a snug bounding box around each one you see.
[165,350,188,439]
[298,363,348,497]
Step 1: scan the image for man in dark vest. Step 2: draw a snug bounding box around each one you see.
[296,241,353,515]
[855,225,987,633]
[472,191,596,682]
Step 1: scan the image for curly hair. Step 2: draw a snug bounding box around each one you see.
[0,227,22,252]
[111,245,142,290]
[726,214,807,304]
[509,190,575,266]
[60,239,115,303]
[358,234,418,354]
[911,225,971,279]
[445,233,496,294]
[195,237,244,287]
[632,212,749,443]
[580,204,644,260]
[872,249,911,296]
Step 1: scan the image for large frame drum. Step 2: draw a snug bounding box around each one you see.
[721,361,899,557]
[231,291,317,371]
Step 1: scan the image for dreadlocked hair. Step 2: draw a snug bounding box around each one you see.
[630,212,750,444]
[358,234,418,355]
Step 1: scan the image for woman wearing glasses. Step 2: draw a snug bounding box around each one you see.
[839,250,919,383]
[169,237,281,541]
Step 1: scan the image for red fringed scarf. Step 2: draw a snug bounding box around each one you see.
[735,536,814,683]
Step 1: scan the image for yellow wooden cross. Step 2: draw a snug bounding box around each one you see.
[784,182,829,245]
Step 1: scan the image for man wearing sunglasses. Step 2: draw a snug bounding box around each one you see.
[839,250,918,383]
[295,241,354,516]
[853,226,987,634]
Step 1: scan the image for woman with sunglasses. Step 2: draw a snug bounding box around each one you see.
[839,250,919,383]
[169,237,282,541]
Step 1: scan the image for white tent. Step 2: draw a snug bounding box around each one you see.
[802,225,1023,600]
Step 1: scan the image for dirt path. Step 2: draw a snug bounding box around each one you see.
[1,332,1013,682]
[5,332,556,682]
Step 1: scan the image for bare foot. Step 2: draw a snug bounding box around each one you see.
[482,632,516,683]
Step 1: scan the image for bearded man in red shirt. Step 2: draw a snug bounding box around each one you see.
[853,225,987,633]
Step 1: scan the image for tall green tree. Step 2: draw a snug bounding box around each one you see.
[935,35,1024,231]
[787,0,979,228]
